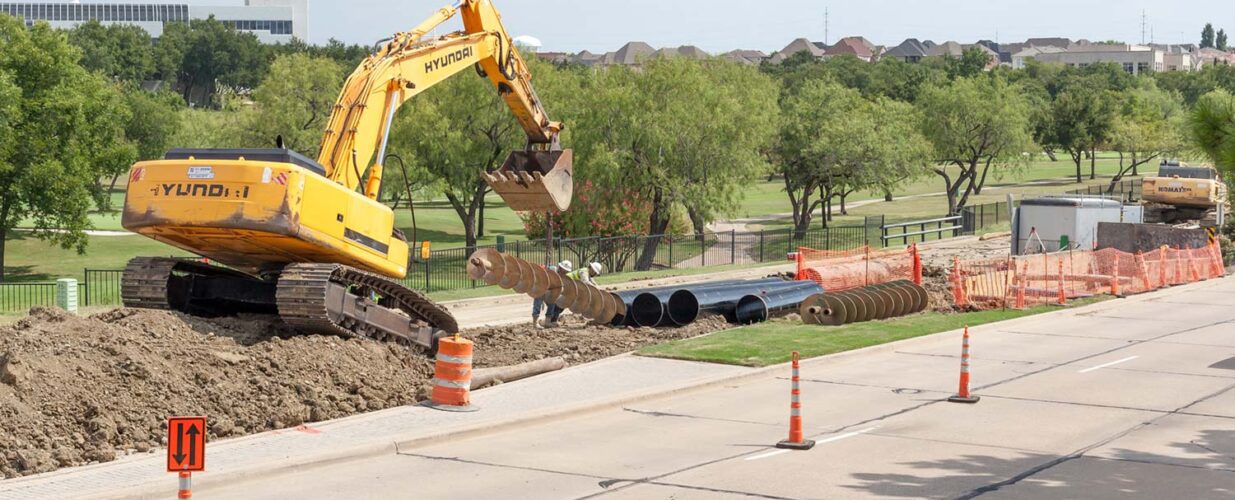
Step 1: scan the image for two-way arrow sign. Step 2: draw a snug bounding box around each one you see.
[167,416,207,472]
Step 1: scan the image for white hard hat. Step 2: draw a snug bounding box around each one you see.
[557,260,573,272]
[589,262,603,275]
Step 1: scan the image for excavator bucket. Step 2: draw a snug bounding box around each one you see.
[485,149,573,213]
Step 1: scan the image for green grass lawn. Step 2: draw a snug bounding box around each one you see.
[639,297,1109,367]
[738,156,1131,226]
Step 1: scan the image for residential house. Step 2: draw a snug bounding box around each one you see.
[1199,47,1235,66]
[825,35,877,61]
[884,38,930,63]
[768,38,827,63]
[653,45,712,60]
[925,41,1000,69]
[722,49,768,65]
[571,50,602,66]
[1024,37,1072,49]
[596,41,656,66]
[1011,46,1064,69]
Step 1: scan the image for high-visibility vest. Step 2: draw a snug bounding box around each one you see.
[565,269,583,281]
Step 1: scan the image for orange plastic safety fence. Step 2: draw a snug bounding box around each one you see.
[953,242,1226,310]
[796,244,921,292]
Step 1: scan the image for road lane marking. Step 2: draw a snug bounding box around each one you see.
[744,427,879,461]
[1078,356,1139,373]
[745,449,790,461]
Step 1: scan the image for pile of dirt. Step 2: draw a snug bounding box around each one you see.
[0,307,432,479]
[0,306,739,479]
[468,314,732,367]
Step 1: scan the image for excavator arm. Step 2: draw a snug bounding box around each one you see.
[317,0,572,212]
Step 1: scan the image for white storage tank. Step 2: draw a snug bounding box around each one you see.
[1012,197,1136,254]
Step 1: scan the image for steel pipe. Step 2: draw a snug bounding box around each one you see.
[665,279,801,326]
[732,281,825,324]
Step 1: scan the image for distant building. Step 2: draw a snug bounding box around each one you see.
[1011,46,1064,69]
[1198,47,1235,66]
[824,36,877,61]
[721,49,767,65]
[0,0,305,43]
[924,41,1000,69]
[1152,44,1201,71]
[768,37,826,64]
[884,38,930,63]
[596,41,655,66]
[1032,44,1164,74]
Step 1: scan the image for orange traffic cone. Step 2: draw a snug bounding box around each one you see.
[948,326,980,404]
[776,352,815,450]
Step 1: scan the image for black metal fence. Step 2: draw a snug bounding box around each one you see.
[0,282,59,312]
[84,269,123,306]
[1066,179,1142,201]
[959,200,1020,234]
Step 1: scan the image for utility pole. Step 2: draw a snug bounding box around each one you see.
[824,7,829,44]
[1140,10,1147,44]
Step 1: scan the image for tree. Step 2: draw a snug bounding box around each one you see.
[173,17,268,105]
[1219,29,1229,51]
[1044,76,1118,182]
[68,20,156,82]
[104,86,182,196]
[775,79,866,233]
[1188,89,1235,174]
[917,76,1034,215]
[0,18,133,281]
[1107,86,1186,191]
[1202,23,1216,49]
[943,47,993,79]
[246,53,343,152]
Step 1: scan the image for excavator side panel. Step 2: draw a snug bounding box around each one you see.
[123,159,409,278]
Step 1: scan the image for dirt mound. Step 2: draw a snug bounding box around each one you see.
[469,314,732,367]
[0,306,738,479]
[0,307,431,478]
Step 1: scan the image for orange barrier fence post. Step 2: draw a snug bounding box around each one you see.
[425,336,478,412]
[1136,252,1152,291]
[776,352,815,450]
[951,257,968,308]
[948,326,980,404]
[1213,241,1227,277]
[1110,253,1122,297]
[178,472,192,499]
[911,244,923,286]
[1056,260,1066,305]
[1159,246,1168,286]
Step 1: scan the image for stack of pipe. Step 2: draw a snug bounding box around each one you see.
[662,279,815,327]
[798,280,929,326]
[466,248,625,324]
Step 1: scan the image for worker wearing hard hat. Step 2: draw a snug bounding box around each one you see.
[567,262,603,286]
[533,260,571,328]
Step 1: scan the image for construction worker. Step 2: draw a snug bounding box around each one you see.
[532,260,571,328]
[568,262,603,286]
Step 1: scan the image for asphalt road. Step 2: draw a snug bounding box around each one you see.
[203,276,1235,499]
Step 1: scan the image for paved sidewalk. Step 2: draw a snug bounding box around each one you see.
[0,356,750,500]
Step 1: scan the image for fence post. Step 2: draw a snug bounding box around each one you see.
[731,229,736,265]
[425,259,431,291]
[700,233,705,267]
[669,235,674,268]
[750,228,760,260]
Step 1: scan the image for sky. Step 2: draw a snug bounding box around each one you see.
[10,0,1223,52]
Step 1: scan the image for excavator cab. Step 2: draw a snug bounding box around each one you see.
[486,148,573,212]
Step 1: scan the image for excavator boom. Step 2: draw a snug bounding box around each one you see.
[318,0,572,212]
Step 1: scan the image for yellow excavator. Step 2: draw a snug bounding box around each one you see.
[119,0,572,351]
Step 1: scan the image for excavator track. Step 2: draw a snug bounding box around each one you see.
[275,263,457,349]
[120,257,457,352]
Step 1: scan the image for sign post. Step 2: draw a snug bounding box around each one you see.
[167,416,207,498]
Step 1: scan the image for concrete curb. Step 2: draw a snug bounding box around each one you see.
[48,275,1235,499]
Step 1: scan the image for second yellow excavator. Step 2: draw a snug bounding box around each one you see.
[119,0,571,351]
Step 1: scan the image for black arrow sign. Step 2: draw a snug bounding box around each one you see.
[186,424,200,466]
[173,422,186,464]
